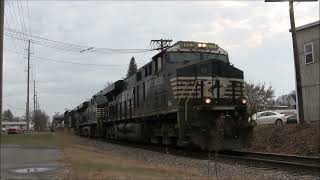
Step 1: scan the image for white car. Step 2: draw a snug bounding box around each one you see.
[251,111,286,125]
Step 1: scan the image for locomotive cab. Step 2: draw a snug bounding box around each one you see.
[166,42,253,151]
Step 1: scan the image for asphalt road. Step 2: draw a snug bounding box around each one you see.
[0,144,67,180]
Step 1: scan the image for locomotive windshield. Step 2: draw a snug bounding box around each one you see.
[168,52,228,63]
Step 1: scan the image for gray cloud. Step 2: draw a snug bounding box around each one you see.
[3,1,319,117]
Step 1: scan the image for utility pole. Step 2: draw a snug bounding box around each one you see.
[0,0,4,131]
[150,39,173,70]
[33,80,35,128]
[265,0,317,124]
[26,40,31,130]
[150,39,172,51]
[35,92,37,131]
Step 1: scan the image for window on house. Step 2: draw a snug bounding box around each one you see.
[304,43,314,64]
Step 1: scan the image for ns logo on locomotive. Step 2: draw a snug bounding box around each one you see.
[63,41,254,151]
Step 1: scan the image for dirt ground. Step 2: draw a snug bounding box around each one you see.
[2,125,319,179]
[245,122,320,156]
[56,131,203,180]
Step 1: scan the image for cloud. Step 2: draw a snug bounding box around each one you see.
[3,1,319,117]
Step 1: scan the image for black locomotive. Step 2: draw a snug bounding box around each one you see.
[63,41,254,151]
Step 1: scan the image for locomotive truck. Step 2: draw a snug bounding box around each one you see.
[63,41,254,151]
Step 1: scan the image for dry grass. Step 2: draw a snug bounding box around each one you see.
[1,130,289,179]
[0,132,59,146]
[55,131,203,180]
[246,122,320,156]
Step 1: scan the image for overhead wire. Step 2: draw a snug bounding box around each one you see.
[4,1,26,63]
[136,43,152,65]
[32,56,126,67]
[17,0,34,84]
[16,0,29,44]
[4,12,24,64]
[6,103,25,110]
[4,28,154,54]
[5,48,127,67]
[8,0,27,51]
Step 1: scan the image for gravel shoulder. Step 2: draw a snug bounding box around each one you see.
[59,131,319,180]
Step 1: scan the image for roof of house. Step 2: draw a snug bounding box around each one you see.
[2,121,27,125]
[295,20,320,32]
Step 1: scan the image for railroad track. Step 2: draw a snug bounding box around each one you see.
[87,136,320,175]
[217,150,320,175]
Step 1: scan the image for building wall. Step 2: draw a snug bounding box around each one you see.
[2,124,28,130]
[296,23,320,121]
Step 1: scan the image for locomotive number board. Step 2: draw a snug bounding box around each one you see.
[179,42,218,50]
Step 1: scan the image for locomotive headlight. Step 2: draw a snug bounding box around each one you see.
[198,43,207,48]
[241,98,247,105]
[205,97,212,104]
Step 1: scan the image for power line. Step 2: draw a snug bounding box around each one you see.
[26,0,34,53]
[5,103,25,110]
[7,1,27,51]
[4,28,153,54]
[5,48,127,67]
[4,12,24,64]
[4,1,26,64]
[16,0,29,44]
[32,56,126,67]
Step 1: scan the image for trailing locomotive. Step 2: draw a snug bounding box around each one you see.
[63,41,254,151]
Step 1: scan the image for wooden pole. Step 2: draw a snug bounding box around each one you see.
[0,0,4,132]
[288,0,305,124]
[26,40,30,130]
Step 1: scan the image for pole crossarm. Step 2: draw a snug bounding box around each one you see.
[265,0,317,2]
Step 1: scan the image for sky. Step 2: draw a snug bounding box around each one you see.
[3,1,319,118]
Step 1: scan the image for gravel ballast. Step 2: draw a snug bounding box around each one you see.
[73,137,319,180]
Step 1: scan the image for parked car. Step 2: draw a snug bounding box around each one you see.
[286,114,298,124]
[251,111,286,125]
[1,127,6,133]
[7,127,23,134]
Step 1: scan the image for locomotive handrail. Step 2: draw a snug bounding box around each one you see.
[177,80,193,104]
[185,80,199,124]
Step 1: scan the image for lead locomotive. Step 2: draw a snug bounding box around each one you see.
[63,41,254,151]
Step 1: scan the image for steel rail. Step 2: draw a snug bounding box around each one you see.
[217,150,320,174]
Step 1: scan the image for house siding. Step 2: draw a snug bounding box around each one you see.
[296,22,320,121]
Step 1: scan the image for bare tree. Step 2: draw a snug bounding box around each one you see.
[245,81,275,116]
[32,110,49,131]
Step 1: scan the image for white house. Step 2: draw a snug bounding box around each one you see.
[2,121,28,131]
